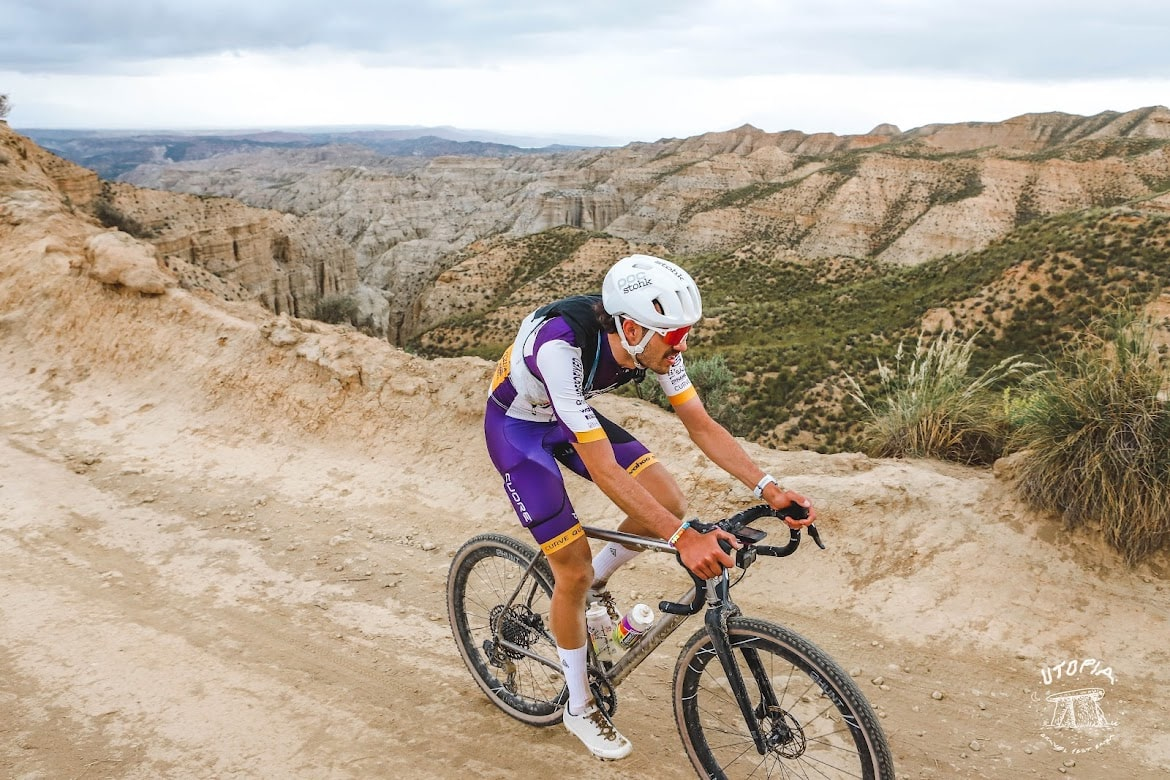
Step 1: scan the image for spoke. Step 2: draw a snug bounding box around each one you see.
[681,621,885,780]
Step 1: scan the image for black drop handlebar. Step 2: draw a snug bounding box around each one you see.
[658,503,825,615]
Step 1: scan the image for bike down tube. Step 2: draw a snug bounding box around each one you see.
[580,526,695,683]
[494,528,677,676]
[603,593,693,686]
[494,565,698,679]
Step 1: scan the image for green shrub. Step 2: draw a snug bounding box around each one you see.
[93,197,154,238]
[315,295,360,326]
[629,353,745,430]
[1009,312,1170,563]
[846,329,1036,464]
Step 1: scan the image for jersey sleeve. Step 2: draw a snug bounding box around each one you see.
[533,338,607,443]
[657,354,698,407]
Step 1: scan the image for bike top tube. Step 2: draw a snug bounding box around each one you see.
[581,525,675,554]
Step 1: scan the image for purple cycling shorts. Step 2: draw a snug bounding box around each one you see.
[484,400,656,556]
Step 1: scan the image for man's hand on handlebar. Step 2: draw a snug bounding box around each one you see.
[673,525,739,580]
[767,488,816,529]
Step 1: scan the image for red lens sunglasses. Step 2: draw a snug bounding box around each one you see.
[645,324,691,346]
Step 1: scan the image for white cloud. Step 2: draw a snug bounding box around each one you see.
[3,1,1168,143]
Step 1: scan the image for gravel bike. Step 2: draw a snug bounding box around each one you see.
[446,504,895,779]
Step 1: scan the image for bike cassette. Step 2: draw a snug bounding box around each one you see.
[488,603,544,660]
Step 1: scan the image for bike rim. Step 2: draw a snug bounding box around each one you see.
[449,541,565,722]
[677,623,886,779]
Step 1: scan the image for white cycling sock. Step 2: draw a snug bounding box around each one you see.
[558,644,590,715]
[592,542,640,586]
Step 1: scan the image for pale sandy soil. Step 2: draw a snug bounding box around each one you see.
[3,181,1170,780]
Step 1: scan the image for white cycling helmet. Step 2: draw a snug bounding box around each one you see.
[602,254,702,363]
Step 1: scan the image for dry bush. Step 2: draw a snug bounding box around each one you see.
[847,330,1035,465]
[1010,312,1170,563]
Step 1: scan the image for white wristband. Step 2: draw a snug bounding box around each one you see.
[753,474,779,499]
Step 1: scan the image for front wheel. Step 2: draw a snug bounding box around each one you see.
[673,617,894,779]
[446,533,565,726]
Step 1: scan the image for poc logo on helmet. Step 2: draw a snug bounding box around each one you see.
[619,272,652,293]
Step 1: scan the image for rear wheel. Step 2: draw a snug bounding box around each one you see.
[447,533,564,726]
[674,617,894,779]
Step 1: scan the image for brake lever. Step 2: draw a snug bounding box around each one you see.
[772,501,826,550]
[808,523,826,549]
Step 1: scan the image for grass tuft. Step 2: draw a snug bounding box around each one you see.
[1009,311,1170,563]
[846,329,1036,465]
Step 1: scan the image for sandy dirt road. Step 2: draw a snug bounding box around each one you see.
[0,163,1167,776]
[2,347,1168,780]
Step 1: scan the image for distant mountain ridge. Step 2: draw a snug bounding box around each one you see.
[107,105,1170,345]
[20,126,601,179]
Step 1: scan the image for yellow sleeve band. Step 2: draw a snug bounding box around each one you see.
[575,427,608,444]
[667,386,698,407]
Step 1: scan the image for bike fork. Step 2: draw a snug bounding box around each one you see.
[704,578,772,756]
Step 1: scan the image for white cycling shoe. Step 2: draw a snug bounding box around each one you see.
[563,703,633,760]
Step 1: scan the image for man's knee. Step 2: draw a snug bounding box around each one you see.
[654,479,687,519]
[548,539,594,595]
[636,462,687,519]
[557,563,594,596]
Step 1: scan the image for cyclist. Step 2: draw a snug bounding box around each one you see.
[484,254,815,760]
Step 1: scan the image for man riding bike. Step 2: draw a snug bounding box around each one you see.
[484,254,815,760]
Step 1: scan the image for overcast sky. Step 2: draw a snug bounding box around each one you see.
[3,0,1168,145]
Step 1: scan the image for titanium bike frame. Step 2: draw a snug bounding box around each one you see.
[490,511,817,755]
[492,527,693,687]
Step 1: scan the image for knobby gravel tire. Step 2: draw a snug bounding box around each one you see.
[673,616,894,779]
[446,533,564,727]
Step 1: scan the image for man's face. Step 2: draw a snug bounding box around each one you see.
[638,327,689,374]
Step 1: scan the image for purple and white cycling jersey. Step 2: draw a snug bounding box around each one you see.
[484,305,696,555]
[489,309,695,442]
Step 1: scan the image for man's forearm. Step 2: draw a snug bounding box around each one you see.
[574,440,681,539]
[687,417,765,491]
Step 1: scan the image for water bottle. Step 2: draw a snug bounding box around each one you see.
[611,603,654,649]
[586,602,616,665]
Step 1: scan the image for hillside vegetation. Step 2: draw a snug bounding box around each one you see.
[19,109,1170,460]
[410,205,1170,453]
